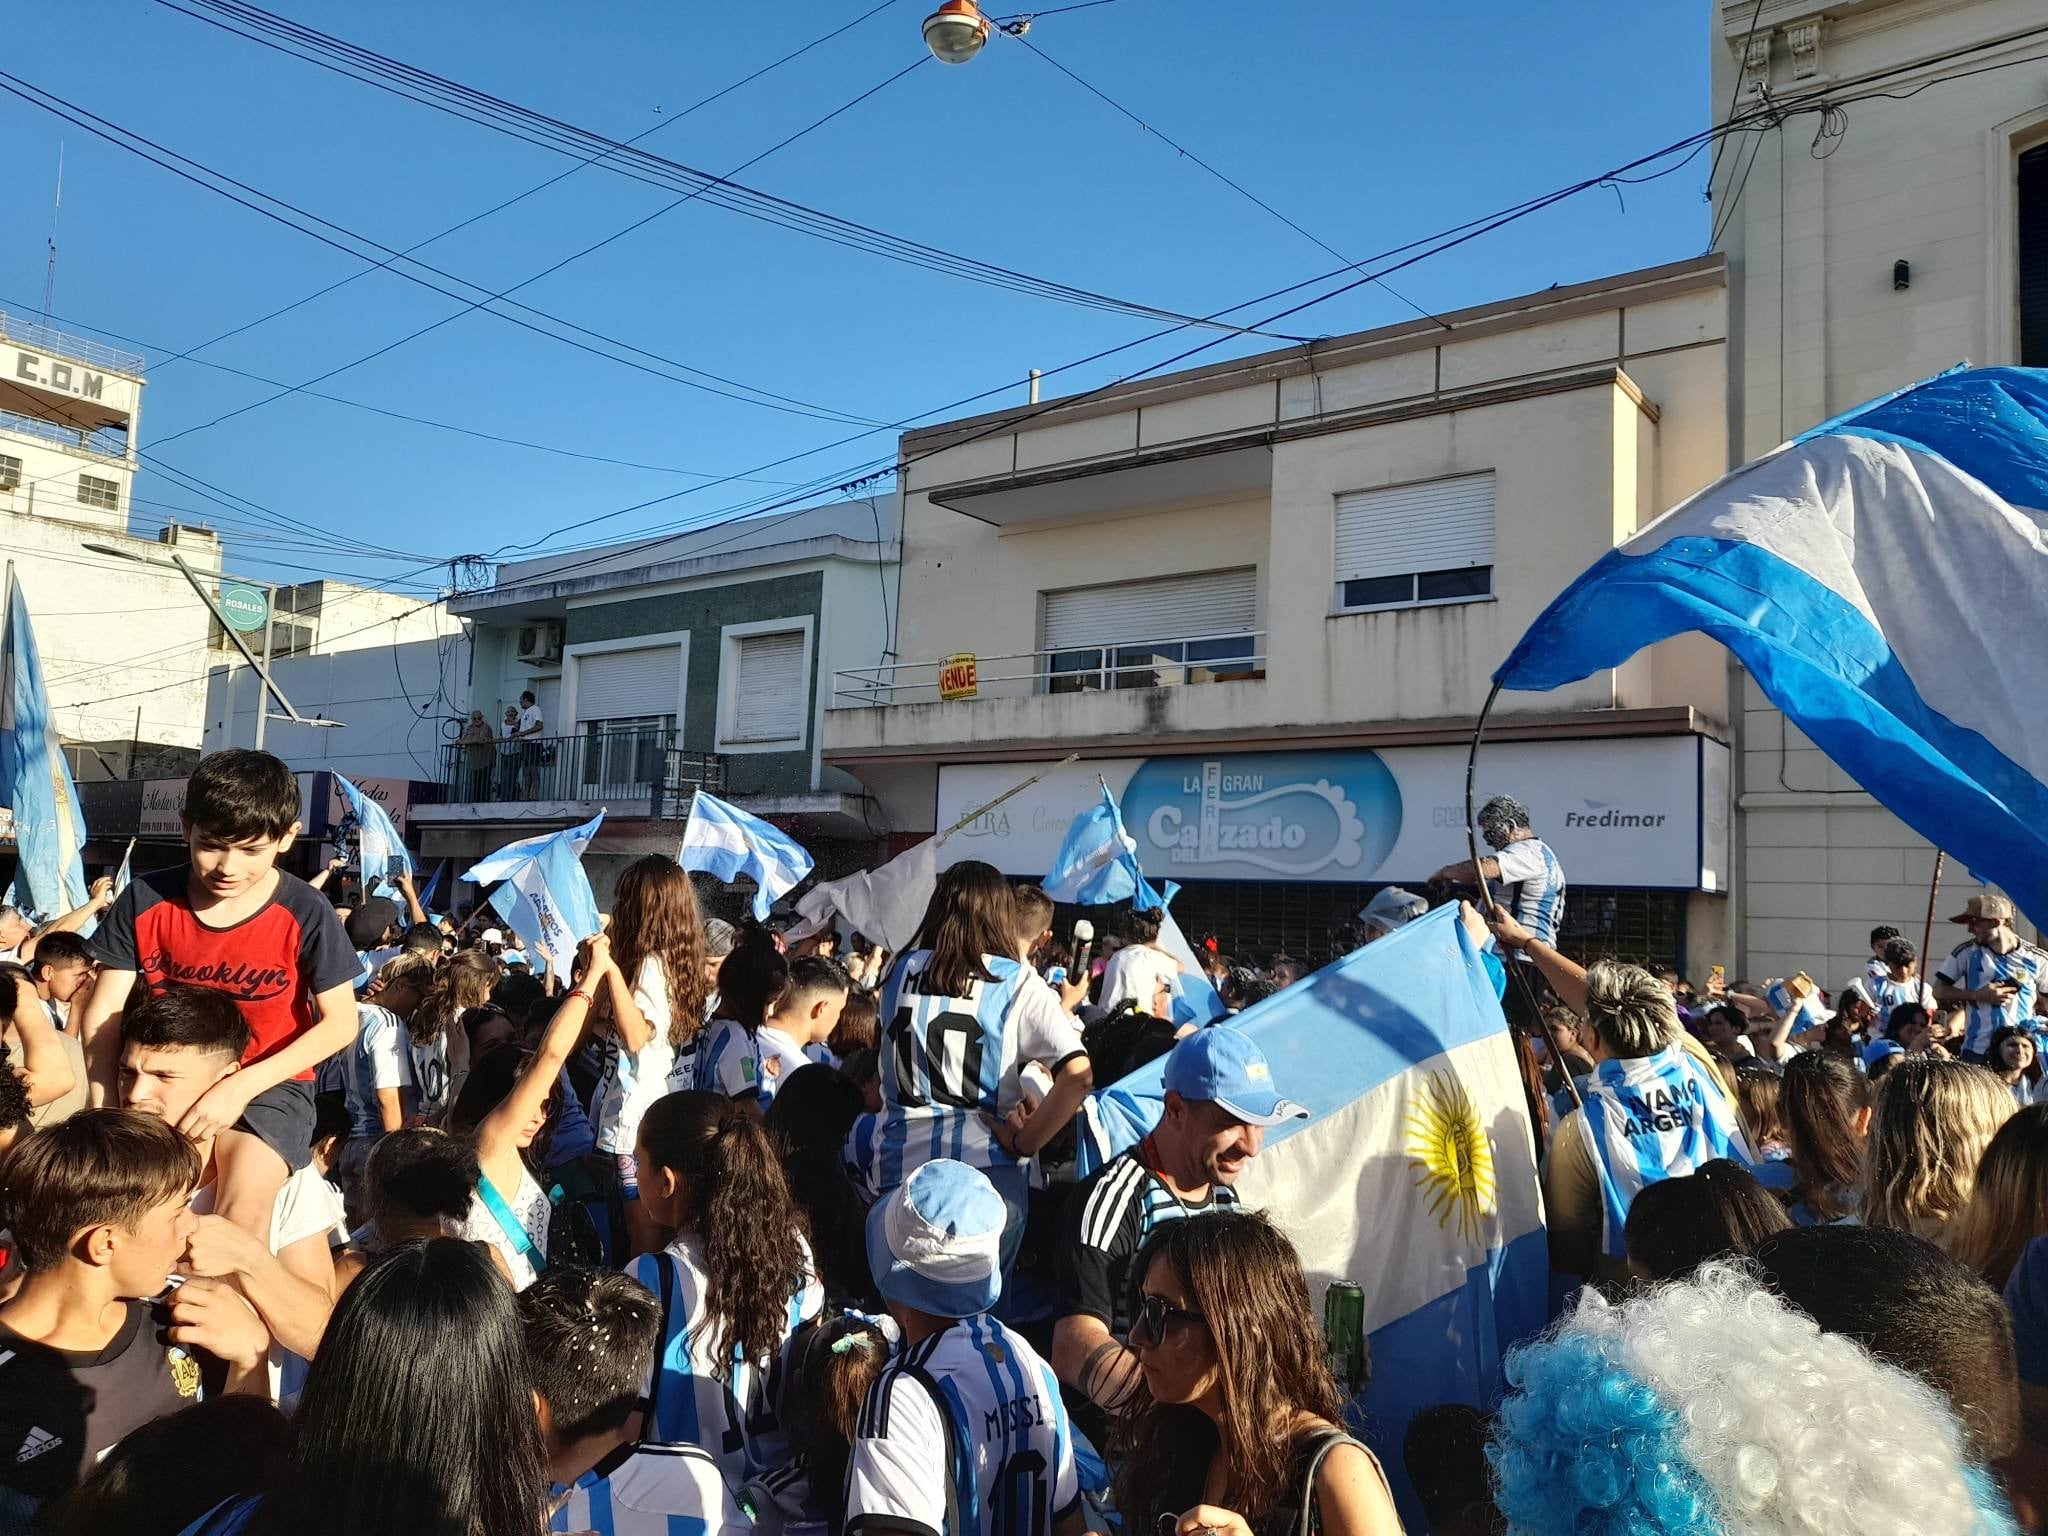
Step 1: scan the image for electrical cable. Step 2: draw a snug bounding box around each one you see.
[1003,27,1451,331]
[137,0,914,381]
[1704,0,1770,206]
[142,53,934,453]
[145,0,1313,342]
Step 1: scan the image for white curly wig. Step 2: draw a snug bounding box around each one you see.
[1488,1262,2011,1536]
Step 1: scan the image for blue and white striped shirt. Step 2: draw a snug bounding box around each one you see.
[1494,836,1566,951]
[1935,940,2048,1056]
[550,1441,751,1536]
[875,951,1086,1191]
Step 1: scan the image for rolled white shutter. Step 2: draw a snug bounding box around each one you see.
[1041,567,1257,650]
[574,645,681,724]
[731,631,807,742]
[1333,473,1495,583]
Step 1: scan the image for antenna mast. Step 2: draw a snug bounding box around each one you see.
[40,144,63,326]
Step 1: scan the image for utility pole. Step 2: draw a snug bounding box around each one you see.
[80,543,339,750]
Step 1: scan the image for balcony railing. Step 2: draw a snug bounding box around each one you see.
[0,407,130,462]
[0,311,145,375]
[833,631,1267,707]
[439,728,724,811]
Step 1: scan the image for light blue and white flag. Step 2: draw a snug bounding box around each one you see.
[1497,365,2048,922]
[336,775,414,886]
[417,858,446,914]
[113,837,135,898]
[0,575,88,918]
[1082,905,1545,1529]
[679,791,814,920]
[463,811,605,968]
[1046,786,1221,1023]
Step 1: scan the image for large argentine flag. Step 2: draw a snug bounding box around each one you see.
[463,811,605,969]
[335,774,415,886]
[1084,905,1545,1527]
[679,791,815,920]
[1,575,89,919]
[1499,365,2048,920]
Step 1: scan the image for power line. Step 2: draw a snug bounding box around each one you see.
[1003,27,1450,331]
[143,52,935,452]
[139,0,914,381]
[145,0,1313,343]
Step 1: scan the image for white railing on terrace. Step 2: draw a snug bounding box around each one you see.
[0,311,145,376]
[0,407,130,461]
[833,631,1268,707]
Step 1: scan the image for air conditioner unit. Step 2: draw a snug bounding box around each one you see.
[516,622,563,665]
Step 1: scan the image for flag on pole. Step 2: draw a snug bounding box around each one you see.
[335,775,414,886]
[1497,364,2048,921]
[679,792,815,920]
[1044,785,1221,1023]
[417,857,445,914]
[0,573,88,919]
[463,811,605,968]
[792,836,938,954]
[1079,904,1547,1529]
[113,837,135,898]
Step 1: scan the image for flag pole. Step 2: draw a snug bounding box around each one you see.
[936,752,1081,844]
[1920,850,1946,981]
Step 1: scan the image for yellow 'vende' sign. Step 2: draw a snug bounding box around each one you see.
[939,653,979,700]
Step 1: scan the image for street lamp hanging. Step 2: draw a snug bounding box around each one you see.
[923,0,991,63]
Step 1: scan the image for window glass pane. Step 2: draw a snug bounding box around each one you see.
[1048,648,1103,693]
[1114,642,1184,689]
[1416,566,1492,601]
[1186,635,1255,663]
[1337,575,1414,609]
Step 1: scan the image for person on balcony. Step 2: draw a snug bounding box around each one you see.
[514,690,546,797]
[496,706,522,798]
[456,711,495,801]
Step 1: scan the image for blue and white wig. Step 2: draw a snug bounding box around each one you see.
[1488,1263,2017,1536]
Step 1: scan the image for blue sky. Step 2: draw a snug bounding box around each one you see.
[0,0,1711,593]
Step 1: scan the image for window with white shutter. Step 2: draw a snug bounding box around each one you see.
[573,644,683,726]
[1040,568,1259,693]
[723,628,809,746]
[1331,472,1495,612]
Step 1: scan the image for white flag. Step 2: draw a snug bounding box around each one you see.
[793,837,938,955]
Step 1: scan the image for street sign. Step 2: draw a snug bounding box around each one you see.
[218,583,269,633]
[939,652,979,700]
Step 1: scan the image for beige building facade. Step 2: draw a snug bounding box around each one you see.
[827,259,1739,974]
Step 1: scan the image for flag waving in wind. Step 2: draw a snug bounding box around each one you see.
[793,836,938,954]
[463,811,604,968]
[1044,783,1222,1025]
[0,573,88,919]
[335,775,415,886]
[1497,365,2048,920]
[1080,906,1545,1529]
[679,792,814,920]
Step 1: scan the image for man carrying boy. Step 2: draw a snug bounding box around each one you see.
[520,1266,752,1536]
[848,1159,1083,1536]
[117,984,339,1380]
[0,1109,270,1528]
[78,749,361,1238]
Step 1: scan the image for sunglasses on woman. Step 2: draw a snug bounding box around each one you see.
[1128,1291,1206,1347]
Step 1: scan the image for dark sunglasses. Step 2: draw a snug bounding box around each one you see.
[1128,1292,1205,1347]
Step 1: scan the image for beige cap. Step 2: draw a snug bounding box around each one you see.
[1949,893,2017,925]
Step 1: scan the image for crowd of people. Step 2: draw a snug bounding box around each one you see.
[0,754,2045,1533]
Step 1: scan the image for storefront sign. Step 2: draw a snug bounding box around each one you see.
[139,779,189,839]
[938,653,979,701]
[297,773,414,838]
[935,735,1729,892]
[218,584,269,633]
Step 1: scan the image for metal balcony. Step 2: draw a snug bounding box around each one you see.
[832,630,1267,707]
[438,729,724,816]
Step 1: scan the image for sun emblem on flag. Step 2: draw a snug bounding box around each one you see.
[1404,1071,1496,1246]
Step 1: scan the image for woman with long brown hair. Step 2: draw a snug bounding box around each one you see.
[593,854,711,1252]
[1944,1102,2048,1288]
[629,1089,823,1491]
[1116,1210,1402,1536]
[406,948,497,1120]
[1780,1049,1871,1225]
[876,860,1092,1273]
[1865,1057,2015,1241]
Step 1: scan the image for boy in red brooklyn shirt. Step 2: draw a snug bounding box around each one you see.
[78,750,360,1237]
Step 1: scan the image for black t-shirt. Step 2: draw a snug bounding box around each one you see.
[1053,1141,1238,1341]
[0,1299,216,1520]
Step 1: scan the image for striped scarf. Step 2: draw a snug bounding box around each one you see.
[1576,1043,1752,1258]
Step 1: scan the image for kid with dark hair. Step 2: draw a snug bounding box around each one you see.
[0,1110,269,1525]
[0,962,82,1128]
[699,924,788,1110]
[35,1394,291,1536]
[117,986,341,1392]
[78,749,361,1242]
[521,1266,751,1536]
[333,1127,488,1291]
[756,954,852,1091]
[829,984,880,1060]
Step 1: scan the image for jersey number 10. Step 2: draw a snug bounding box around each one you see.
[889,1006,986,1110]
